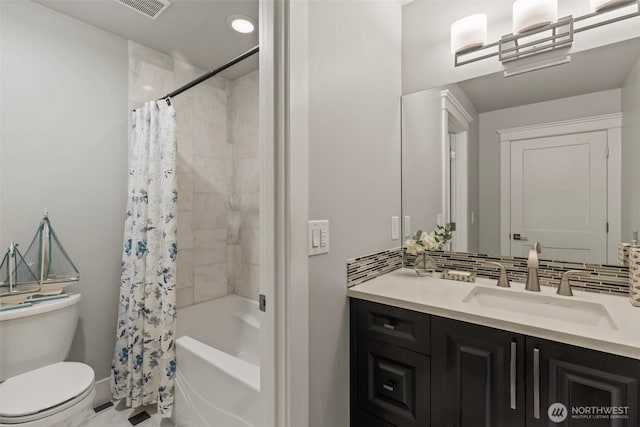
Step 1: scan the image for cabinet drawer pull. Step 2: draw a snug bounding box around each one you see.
[382,383,394,392]
[382,320,396,330]
[510,341,516,410]
[533,347,540,419]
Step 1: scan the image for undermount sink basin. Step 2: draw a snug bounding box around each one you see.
[462,286,617,331]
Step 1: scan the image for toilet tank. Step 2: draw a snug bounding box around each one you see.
[0,294,81,381]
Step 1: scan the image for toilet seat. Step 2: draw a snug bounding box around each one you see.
[0,362,95,424]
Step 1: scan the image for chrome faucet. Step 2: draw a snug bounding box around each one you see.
[558,270,583,296]
[525,242,542,292]
[485,261,510,288]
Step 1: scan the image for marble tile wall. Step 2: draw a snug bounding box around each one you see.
[228,71,260,301]
[128,42,260,307]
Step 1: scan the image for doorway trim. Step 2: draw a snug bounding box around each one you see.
[441,90,473,251]
[498,113,622,262]
[259,0,309,425]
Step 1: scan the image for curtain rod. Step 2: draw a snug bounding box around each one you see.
[158,45,259,104]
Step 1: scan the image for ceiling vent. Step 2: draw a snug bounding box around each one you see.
[114,0,170,19]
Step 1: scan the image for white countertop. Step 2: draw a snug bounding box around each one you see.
[347,268,640,360]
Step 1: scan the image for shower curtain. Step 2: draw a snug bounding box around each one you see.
[111,100,178,417]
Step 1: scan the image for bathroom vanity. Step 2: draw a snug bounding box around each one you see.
[348,269,640,427]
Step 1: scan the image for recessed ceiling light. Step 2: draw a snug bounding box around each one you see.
[228,15,256,34]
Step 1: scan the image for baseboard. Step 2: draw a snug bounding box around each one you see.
[94,377,112,407]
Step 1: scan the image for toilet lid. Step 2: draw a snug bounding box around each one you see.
[0,362,95,418]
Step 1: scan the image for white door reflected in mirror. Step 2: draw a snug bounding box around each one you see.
[508,131,611,264]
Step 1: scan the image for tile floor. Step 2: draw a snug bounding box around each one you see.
[82,402,174,427]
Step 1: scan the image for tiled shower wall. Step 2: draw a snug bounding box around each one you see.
[229,71,260,300]
[128,42,259,307]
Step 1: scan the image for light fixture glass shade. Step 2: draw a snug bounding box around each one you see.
[591,0,634,12]
[451,14,488,54]
[513,0,558,34]
[231,19,254,33]
[228,15,256,34]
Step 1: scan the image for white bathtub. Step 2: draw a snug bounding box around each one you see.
[171,295,260,427]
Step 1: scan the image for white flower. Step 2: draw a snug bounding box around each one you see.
[421,232,438,250]
[405,239,419,255]
[407,224,453,254]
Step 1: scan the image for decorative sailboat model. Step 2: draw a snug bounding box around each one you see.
[0,213,80,306]
[0,242,41,305]
[23,213,80,296]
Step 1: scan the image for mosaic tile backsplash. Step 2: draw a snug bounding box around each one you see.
[346,248,403,287]
[347,247,630,296]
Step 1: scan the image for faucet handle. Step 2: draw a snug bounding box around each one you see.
[558,270,583,296]
[485,262,510,288]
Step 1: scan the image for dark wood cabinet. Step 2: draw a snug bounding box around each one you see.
[352,299,431,427]
[356,411,396,427]
[357,299,430,355]
[526,336,640,427]
[431,317,526,427]
[357,338,430,426]
[350,298,640,427]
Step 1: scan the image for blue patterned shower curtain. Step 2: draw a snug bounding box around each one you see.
[111,100,178,417]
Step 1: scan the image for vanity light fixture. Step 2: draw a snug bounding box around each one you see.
[592,0,634,11]
[513,0,558,34]
[451,14,488,54]
[228,15,256,34]
[452,0,639,76]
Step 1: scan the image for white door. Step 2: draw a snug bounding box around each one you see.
[510,131,608,263]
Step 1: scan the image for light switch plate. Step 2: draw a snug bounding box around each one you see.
[391,216,399,240]
[309,220,329,256]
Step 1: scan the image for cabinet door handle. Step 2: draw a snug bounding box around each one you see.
[533,348,540,419]
[510,341,517,410]
[382,383,394,392]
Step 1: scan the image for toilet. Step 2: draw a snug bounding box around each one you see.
[0,294,96,427]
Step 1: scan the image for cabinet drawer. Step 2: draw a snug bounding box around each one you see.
[357,339,430,427]
[357,300,430,355]
[357,411,396,427]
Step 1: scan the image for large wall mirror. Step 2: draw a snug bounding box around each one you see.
[402,37,640,265]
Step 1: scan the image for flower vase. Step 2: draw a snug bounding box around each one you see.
[414,252,437,277]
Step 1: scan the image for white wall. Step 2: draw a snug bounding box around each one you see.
[402,83,479,250]
[478,89,622,255]
[307,1,402,425]
[402,88,443,236]
[402,1,640,94]
[0,1,128,380]
[622,57,640,242]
